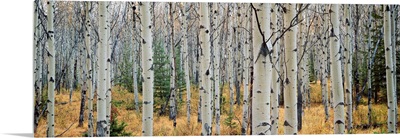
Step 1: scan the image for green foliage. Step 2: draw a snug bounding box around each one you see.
[153,40,171,112]
[109,117,131,136]
[223,112,238,135]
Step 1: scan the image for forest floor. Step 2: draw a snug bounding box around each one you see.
[35,81,400,136]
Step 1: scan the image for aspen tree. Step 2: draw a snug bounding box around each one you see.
[46,0,55,136]
[384,5,396,133]
[85,2,94,136]
[344,4,353,132]
[251,3,272,135]
[140,2,154,136]
[199,2,212,136]
[168,2,177,127]
[105,2,112,136]
[241,3,250,135]
[283,3,298,135]
[270,3,280,135]
[329,4,345,134]
[96,1,108,136]
[214,3,222,134]
[179,2,191,124]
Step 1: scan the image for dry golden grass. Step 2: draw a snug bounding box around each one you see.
[35,83,400,136]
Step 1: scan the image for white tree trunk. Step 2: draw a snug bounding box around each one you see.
[321,5,329,122]
[179,2,191,125]
[85,2,94,136]
[283,3,298,135]
[251,3,272,135]
[384,5,396,133]
[199,2,212,136]
[227,4,234,115]
[270,3,280,135]
[46,0,55,136]
[168,2,177,127]
[344,4,353,132]
[132,6,139,113]
[214,3,222,135]
[33,0,43,132]
[105,2,112,136]
[140,2,154,136]
[96,2,108,136]
[390,5,397,131]
[330,4,345,134]
[241,3,251,135]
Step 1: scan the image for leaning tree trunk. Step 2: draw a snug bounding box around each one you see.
[251,3,272,135]
[96,1,108,137]
[140,2,154,136]
[241,3,251,135]
[344,4,353,132]
[199,2,212,136]
[46,0,55,137]
[270,3,280,135]
[384,5,396,133]
[282,3,298,135]
[330,4,345,134]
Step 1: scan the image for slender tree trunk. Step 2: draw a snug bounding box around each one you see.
[179,3,191,125]
[251,3,272,135]
[227,4,234,115]
[384,5,396,133]
[78,10,89,127]
[105,2,112,135]
[330,4,345,134]
[132,4,140,113]
[367,5,373,127]
[344,4,353,132]
[199,3,212,135]
[140,2,154,136]
[96,2,108,136]
[283,3,298,135]
[85,2,94,136]
[390,5,397,131]
[241,3,251,135]
[46,0,55,137]
[167,2,177,128]
[321,5,329,122]
[270,3,280,135]
[33,0,42,133]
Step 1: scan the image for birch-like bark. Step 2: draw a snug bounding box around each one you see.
[179,2,191,125]
[283,3,298,135]
[46,0,55,136]
[86,1,94,135]
[330,4,345,134]
[214,3,222,135]
[390,6,397,131]
[132,3,139,113]
[344,4,353,132]
[270,3,280,135]
[227,4,234,115]
[79,3,89,126]
[251,3,272,135]
[96,1,108,136]
[140,2,154,136]
[384,5,396,133]
[106,2,112,136]
[241,3,250,135]
[168,2,177,127]
[321,5,329,122]
[200,2,212,136]
[33,0,42,133]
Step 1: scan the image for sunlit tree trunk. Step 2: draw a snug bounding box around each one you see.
[344,4,353,132]
[384,5,396,133]
[199,2,212,136]
[46,0,55,137]
[270,3,280,135]
[283,3,298,135]
[251,3,271,135]
[96,1,108,136]
[329,4,345,134]
[140,2,154,136]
